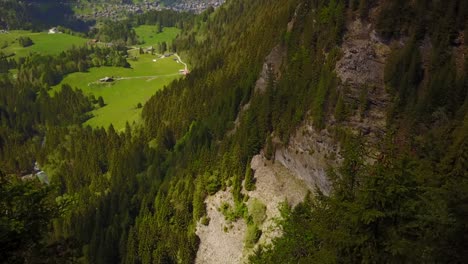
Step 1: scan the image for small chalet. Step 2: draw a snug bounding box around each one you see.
[100,77,114,82]
[48,27,59,34]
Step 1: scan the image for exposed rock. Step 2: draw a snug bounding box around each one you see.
[254,44,285,94]
[274,19,393,196]
[195,189,246,264]
[275,122,340,195]
[245,155,309,247]
[335,19,391,143]
[336,20,389,88]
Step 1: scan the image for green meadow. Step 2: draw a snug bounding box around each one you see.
[53,54,184,130]
[0,30,88,58]
[2,27,184,130]
[134,26,180,47]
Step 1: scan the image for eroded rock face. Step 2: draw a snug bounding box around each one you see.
[274,122,340,195]
[197,17,394,264]
[195,190,246,264]
[335,19,391,142]
[336,20,388,87]
[247,155,309,240]
[253,44,285,94]
[274,19,392,195]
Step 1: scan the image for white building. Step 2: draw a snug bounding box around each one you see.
[48,27,58,34]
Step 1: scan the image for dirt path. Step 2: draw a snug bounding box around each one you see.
[174,53,188,71]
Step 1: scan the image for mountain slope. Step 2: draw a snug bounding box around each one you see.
[0,0,466,263]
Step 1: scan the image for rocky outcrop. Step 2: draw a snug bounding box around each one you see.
[198,15,394,264]
[274,19,392,195]
[195,155,311,264]
[253,44,285,94]
[195,190,247,264]
[335,19,391,142]
[274,122,340,195]
[245,155,309,244]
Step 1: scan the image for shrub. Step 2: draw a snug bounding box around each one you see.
[206,174,221,195]
[201,216,210,226]
[98,96,105,107]
[244,166,256,191]
[245,224,262,248]
[249,199,266,226]
[18,36,33,47]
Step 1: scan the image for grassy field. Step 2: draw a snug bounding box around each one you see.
[0,30,88,58]
[53,53,184,130]
[134,26,180,47]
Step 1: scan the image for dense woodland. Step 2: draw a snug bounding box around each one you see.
[0,0,91,31]
[91,10,195,45]
[1,0,467,263]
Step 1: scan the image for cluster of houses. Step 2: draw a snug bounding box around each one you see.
[73,0,225,21]
[171,0,224,14]
[75,1,161,21]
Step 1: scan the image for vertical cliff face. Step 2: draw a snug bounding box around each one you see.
[274,15,392,195]
[196,6,396,262]
[195,189,247,264]
[335,18,391,141]
[274,123,338,195]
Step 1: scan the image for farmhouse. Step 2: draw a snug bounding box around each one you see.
[48,27,59,34]
[100,76,114,82]
[179,69,189,75]
[144,46,154,53]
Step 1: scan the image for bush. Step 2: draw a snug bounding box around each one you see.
[244,224,262,248]
[206,175,221,195]
[200,216,210,226]
[18,36,33,47]
[244,166,256,191]
[220,202,247,222]
[98,96,105,107]
[249,198,266,226]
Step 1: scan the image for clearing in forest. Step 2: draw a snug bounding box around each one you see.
[0,30,88,58]
[52,53,184,130]
[134,26,180,47]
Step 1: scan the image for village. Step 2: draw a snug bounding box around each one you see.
[73,0,225,21]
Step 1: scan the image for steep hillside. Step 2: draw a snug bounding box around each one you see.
[1,0,466,263]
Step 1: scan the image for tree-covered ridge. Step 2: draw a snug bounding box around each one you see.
[91,10,194,45]
[0,0,90,31]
